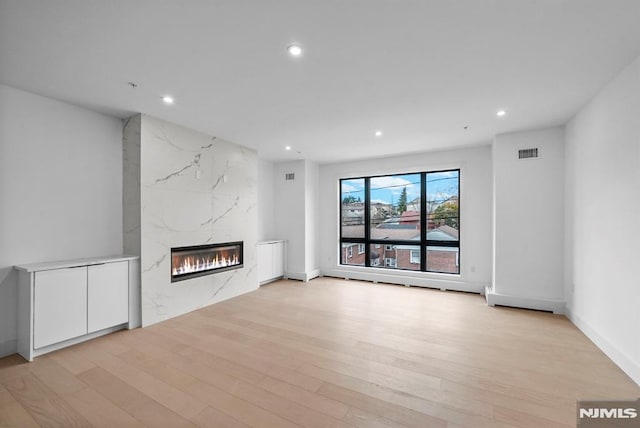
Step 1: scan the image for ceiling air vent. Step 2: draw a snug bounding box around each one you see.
[285,173,295,180]
[518,148,539,159]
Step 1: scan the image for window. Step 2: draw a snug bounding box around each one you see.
[340,179,365,238]
[340,170,460,274]
[341,243,364,266]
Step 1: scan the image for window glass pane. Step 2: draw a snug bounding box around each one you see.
[341,179,365,238]
[341,243,365,266]
[426,246,459,274]
[426,171,459,235]
[370,244,420,271]
[370,173,421,241]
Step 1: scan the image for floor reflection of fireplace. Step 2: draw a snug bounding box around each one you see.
[171,241,243,283]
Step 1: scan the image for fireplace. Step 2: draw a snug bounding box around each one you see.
[171,241,243,283]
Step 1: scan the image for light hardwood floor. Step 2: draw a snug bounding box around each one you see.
[1,277,638,427]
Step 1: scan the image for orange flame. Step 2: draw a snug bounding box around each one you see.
[172,249,240,276]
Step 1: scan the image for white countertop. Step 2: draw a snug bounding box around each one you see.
[15,255,139,272]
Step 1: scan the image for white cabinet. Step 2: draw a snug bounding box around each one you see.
[88,261,129,333]
[33,267,88,349]
[257,240,285,284]
[15,255,138,361]
[272,243,284,278]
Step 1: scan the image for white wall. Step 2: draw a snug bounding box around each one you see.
[305,160,320,276]
[124,115,258,327]
[0,85,123,357]
[272,159,321,281]
[258,159,276,241]
[318,146,493,291]
[274,160,307,278]
[565,55,640,385]
[488,127,565,313]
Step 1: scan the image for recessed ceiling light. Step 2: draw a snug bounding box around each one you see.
[287,45,303,57]
[163,96,174,105]
[285,146,291,151]
[375,130,383,137]
[497,110,506,117]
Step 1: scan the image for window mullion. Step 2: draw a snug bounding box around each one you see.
[364,178,371,267]
[420,172,427,271]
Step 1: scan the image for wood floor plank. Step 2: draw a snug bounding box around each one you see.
[0,354,30,385]
[46,346,96,375]
[0,384,39,428]
[63,387,145,428]
[342,406,408,428]
[74,343,208,420]
[27,356,87,396]
[183,379,301,428]
[316,381,447,428]
[190,405,250,428]
[231,380,354,428]
[257,376,350,419]
[3,373,92,427]
[78,366,196,427]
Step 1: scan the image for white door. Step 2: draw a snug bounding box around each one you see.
[88,261,129,333]
[34,267,88,349]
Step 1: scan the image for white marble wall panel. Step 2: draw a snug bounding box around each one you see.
[123,115,141,256]
[124,114,258,326]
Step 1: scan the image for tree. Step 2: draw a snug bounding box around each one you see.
[397,187,408,214]
[432,202,459,228]
[342,195,361,204]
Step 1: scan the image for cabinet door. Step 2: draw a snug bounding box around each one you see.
[272,242,284,277]
[88,261,129,333]
[257,244,273,282]
[34,267,88,349]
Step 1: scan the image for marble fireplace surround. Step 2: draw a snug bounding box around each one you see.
[123,114,258,327]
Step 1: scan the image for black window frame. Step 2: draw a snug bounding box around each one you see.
[339,169,460,274]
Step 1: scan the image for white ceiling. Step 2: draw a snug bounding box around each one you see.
[1,1,640,163]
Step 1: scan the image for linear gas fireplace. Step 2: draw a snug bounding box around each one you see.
[171,241,243,283]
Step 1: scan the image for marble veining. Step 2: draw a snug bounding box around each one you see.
[143,253,168,273]
[151,155,200,185]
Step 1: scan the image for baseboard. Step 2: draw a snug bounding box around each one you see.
[566,307,640,387]
[0,339,17,358]
[484,287,565,314]
[285,269,321,283]
[321,267,486,294]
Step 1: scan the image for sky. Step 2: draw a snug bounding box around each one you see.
[342,170,459,207]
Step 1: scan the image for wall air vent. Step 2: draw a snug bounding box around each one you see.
[285,173,295,180]
[518,148,539,159]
